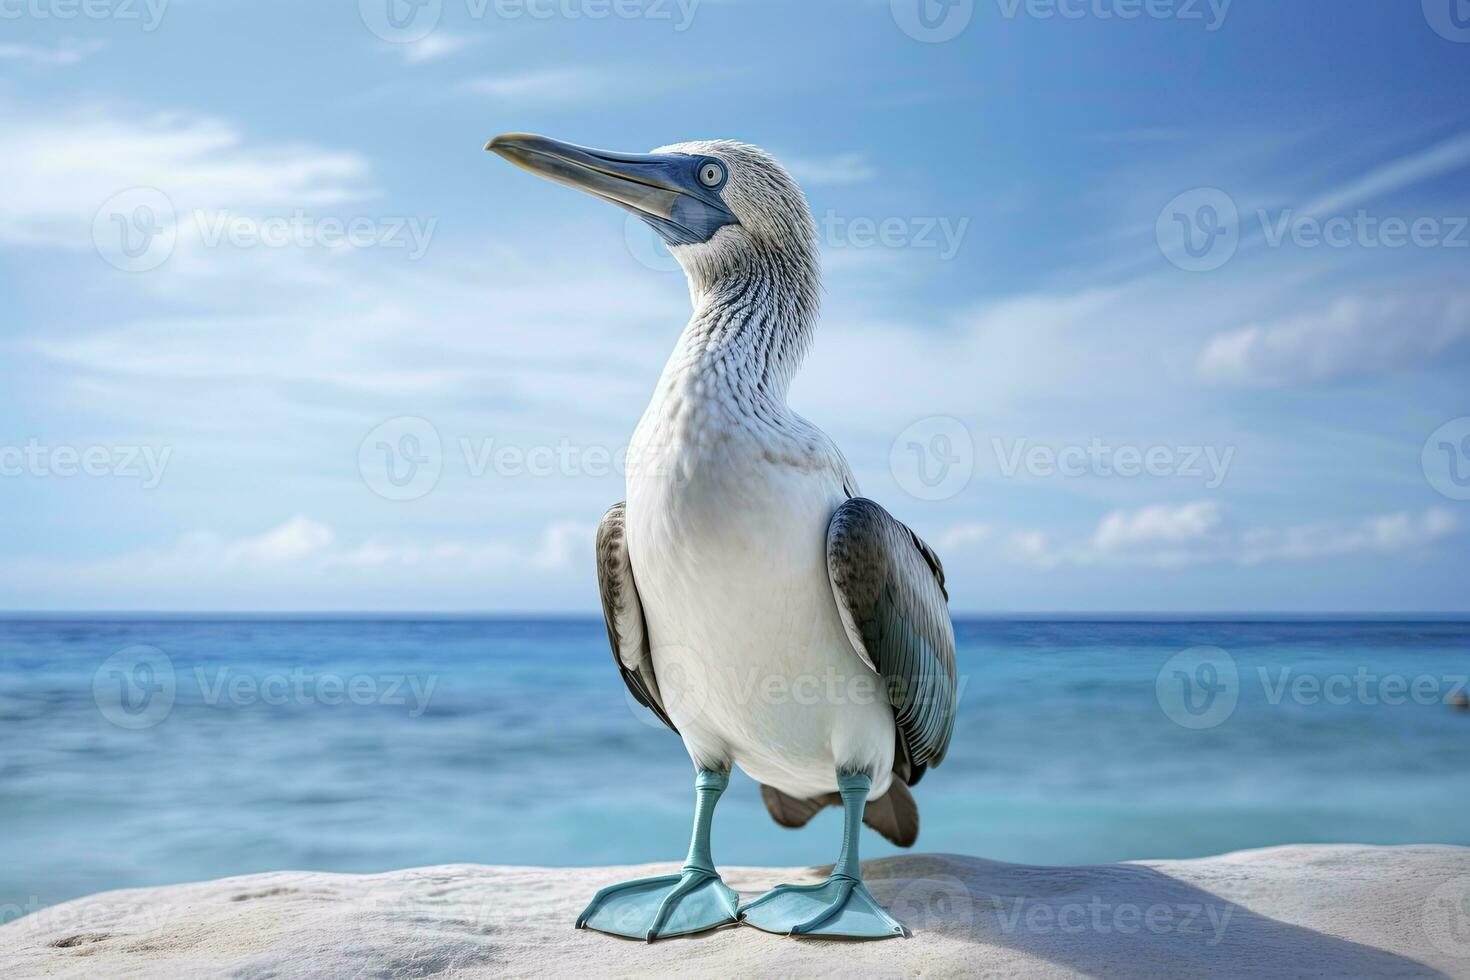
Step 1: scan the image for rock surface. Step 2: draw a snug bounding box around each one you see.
[4,845,1469,978]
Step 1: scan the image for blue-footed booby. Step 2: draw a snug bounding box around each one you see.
[487,133,957,941]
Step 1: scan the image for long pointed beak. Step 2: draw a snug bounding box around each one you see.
[485,133,737,247]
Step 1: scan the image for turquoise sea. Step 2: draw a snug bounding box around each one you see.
[2,616,1468,918]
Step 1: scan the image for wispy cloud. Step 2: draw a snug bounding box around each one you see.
[396,32,479,65]
[943,503,1463,569]
[455,68,606,102]
[0,106,376,248]
[1299,132,1470,218]
[784,151,877,187]
[0,38,104,67]
[1198,294,1470,386]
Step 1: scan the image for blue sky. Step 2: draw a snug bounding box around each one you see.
[1,0,1468,612]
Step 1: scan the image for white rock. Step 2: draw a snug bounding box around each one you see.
[3,845,1469,978]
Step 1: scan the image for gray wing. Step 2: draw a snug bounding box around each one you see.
[596,502,676,733]
[827,497,957,782]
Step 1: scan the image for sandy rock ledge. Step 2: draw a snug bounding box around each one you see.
[4,845,1469,978]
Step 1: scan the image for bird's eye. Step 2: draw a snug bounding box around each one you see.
[698,161,725,188]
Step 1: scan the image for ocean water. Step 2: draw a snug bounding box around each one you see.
[2,616,1468,917]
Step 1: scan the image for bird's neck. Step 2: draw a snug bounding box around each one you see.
[671,251,819,405]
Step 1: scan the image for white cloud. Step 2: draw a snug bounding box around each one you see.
[225,516,335,565]
[528,520,597,570]
[397,33,478,65]
[0,106,376,248]
[1091,501,1225,554]
[942,503,1462,568]
[1237,508,1462,566]
[455,69,605,102]
[0,38,104,67]
[784,152,877,187]
[0,517,596,602]
[937,523,992,551]
[1198,294,1470,386]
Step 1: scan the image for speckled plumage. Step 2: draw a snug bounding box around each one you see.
[588,140,957,842]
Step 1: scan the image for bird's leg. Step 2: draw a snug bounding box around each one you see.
[575,768,739,941]
[738,770,905,939]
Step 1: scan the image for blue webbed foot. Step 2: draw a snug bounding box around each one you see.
[739,876,906,939]
[576,868,739,941]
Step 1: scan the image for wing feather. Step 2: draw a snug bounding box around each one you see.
[827,498,958,776]
[596,502,676,733]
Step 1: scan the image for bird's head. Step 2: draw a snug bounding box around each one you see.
[486,133,817,297]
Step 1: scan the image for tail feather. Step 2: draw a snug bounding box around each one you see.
[759,784,839,828]
[759,779,920,848]
[861,779,919,847]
